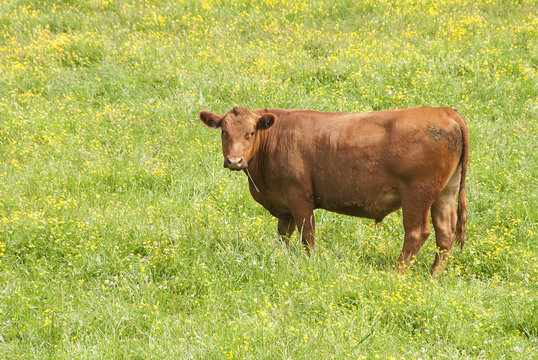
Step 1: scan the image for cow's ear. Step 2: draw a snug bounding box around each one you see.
[257,113,276,130]
[199,110,223,129]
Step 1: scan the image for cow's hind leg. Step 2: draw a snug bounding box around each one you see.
[396,188,435,273]
[431,169,461,275]
[277,214,296,245]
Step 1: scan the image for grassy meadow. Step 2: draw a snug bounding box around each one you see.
[0,0,537,358]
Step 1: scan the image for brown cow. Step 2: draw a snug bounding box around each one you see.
[199,106,469,274]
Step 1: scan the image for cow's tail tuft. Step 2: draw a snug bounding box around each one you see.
[452,109,469,250]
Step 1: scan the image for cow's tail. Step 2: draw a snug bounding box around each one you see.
[452,109,469,250]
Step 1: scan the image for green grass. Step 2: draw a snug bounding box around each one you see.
[0,0,537,358]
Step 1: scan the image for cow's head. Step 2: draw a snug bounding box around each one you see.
[199,106,276,170]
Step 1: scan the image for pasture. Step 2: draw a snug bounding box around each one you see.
[0,0,536,358]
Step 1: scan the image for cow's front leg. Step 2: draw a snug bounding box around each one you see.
[284,188,315,254]
[277,214,296,245]
[295,211,315,255]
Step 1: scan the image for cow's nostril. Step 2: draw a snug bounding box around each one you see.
[225,157,245,169]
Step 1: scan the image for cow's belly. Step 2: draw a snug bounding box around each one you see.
[313,181,402,222]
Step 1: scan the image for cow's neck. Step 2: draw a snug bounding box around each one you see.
[244,125,275,194]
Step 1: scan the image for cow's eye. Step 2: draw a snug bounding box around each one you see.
[250,131,255,137]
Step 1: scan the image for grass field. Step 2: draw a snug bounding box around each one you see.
[0,0,537,358]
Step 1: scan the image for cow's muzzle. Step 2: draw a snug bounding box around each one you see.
[224,156,247,170]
